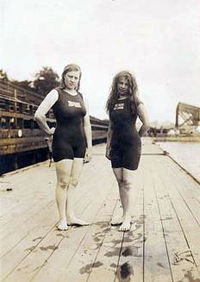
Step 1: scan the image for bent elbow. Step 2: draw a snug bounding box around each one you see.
[34,110,43,122]
[34,111,39,121]
[145,123,150,130]
[143,123,150,133]
[84,120,91,131]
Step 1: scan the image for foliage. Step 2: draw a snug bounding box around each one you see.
[33,67,60,96]
[0,69,9,82]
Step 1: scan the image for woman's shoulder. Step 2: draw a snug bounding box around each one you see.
[44,89,59,104]
[135,95,143,107]
[54,87,61,95]
[44,88,59,98]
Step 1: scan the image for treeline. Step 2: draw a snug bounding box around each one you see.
[0,67,60,96]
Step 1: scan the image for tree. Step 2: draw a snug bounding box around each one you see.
[0,69,9,82]
[33,67,60,96]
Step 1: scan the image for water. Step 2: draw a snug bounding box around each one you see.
[157,142,200,182]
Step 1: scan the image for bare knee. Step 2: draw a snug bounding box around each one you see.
[69,178,79,189]
[123,179,132,191]
[58,178,70,190]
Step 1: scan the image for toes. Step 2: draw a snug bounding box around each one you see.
[57,222,68,231]
[57,226,68,231]
[119,227,127,232]
[67,219,89,226]
[119,227,130,232]
[119,222,131,232]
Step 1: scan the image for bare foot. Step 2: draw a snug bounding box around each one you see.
[57,219,68,231]
[67,217,89,226]
[111,217,123,226]
[119,219,131,232]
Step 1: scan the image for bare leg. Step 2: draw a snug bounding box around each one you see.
[66,158,89,226]
[119,168,135,232]
[111,168,124,225]
[55,159,73,230]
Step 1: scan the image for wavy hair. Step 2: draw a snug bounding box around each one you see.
[59,64,82,90]
[106,71,139,113]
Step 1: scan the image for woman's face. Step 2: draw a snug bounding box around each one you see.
[64,70,80,90]
[117,77,129,96]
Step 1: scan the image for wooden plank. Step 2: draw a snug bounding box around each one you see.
[2,149,115,281]
[0,203,57,281]
[38,190,117,282]
[142,158,173,282]
[114,167,144,282]
[0,201,55,259]
[0,164,56,240]
[158,156,200,272]
[1,176,109,280]
[5,182,114,282]
[153,156,200,281]
[0,165,96,259]
[1,142,200,282]
[166,159,200,225]
[87,222,124,281]
[141,140,164,155]
[32,162,116,282]
[83,174,124,281]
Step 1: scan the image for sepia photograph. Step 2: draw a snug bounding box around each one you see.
[0,0,200,281]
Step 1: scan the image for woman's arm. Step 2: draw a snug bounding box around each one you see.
[137,103,150,137]
[83,99,92,157]
[106,121,112,148]
[105,121,112,159]
[34,89,58,136]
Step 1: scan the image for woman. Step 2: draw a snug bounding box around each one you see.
[35,64,92,231]
[106,71,149,232]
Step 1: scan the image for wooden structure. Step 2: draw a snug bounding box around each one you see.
[0,80,108,173]
[176,102,200,128]
[0,80,108,155]
[0,139,199,281]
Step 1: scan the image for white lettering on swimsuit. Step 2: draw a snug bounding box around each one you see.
[68,101,81,108]
[113,103,124,110]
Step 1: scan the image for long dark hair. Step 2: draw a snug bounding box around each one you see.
[106,71,139,113]
[59,64,82,91]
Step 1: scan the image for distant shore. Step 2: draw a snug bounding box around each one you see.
[154,136,200,142]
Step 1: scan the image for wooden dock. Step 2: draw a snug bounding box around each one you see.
[0,139,200,282]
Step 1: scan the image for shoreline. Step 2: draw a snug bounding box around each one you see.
[154,136,200,142]
[156,140,200,184]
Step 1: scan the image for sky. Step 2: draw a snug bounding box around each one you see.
[1,0,200,123]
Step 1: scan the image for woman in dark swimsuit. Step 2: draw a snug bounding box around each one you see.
[106,71,149,231]
[35,64,92,230]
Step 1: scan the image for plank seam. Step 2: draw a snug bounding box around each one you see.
[86,198,119,282]
[2,224,56,281]
[168,195,200,274]
[31,185,116,281]
[153,183,175,282]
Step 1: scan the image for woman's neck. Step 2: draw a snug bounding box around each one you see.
[118,95,128,100]
[63,88,77,96]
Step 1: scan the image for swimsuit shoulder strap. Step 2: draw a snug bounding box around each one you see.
[78,92,84,101]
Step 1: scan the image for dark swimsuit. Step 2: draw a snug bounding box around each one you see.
[52,88,86,162]
[110,98,142,170]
